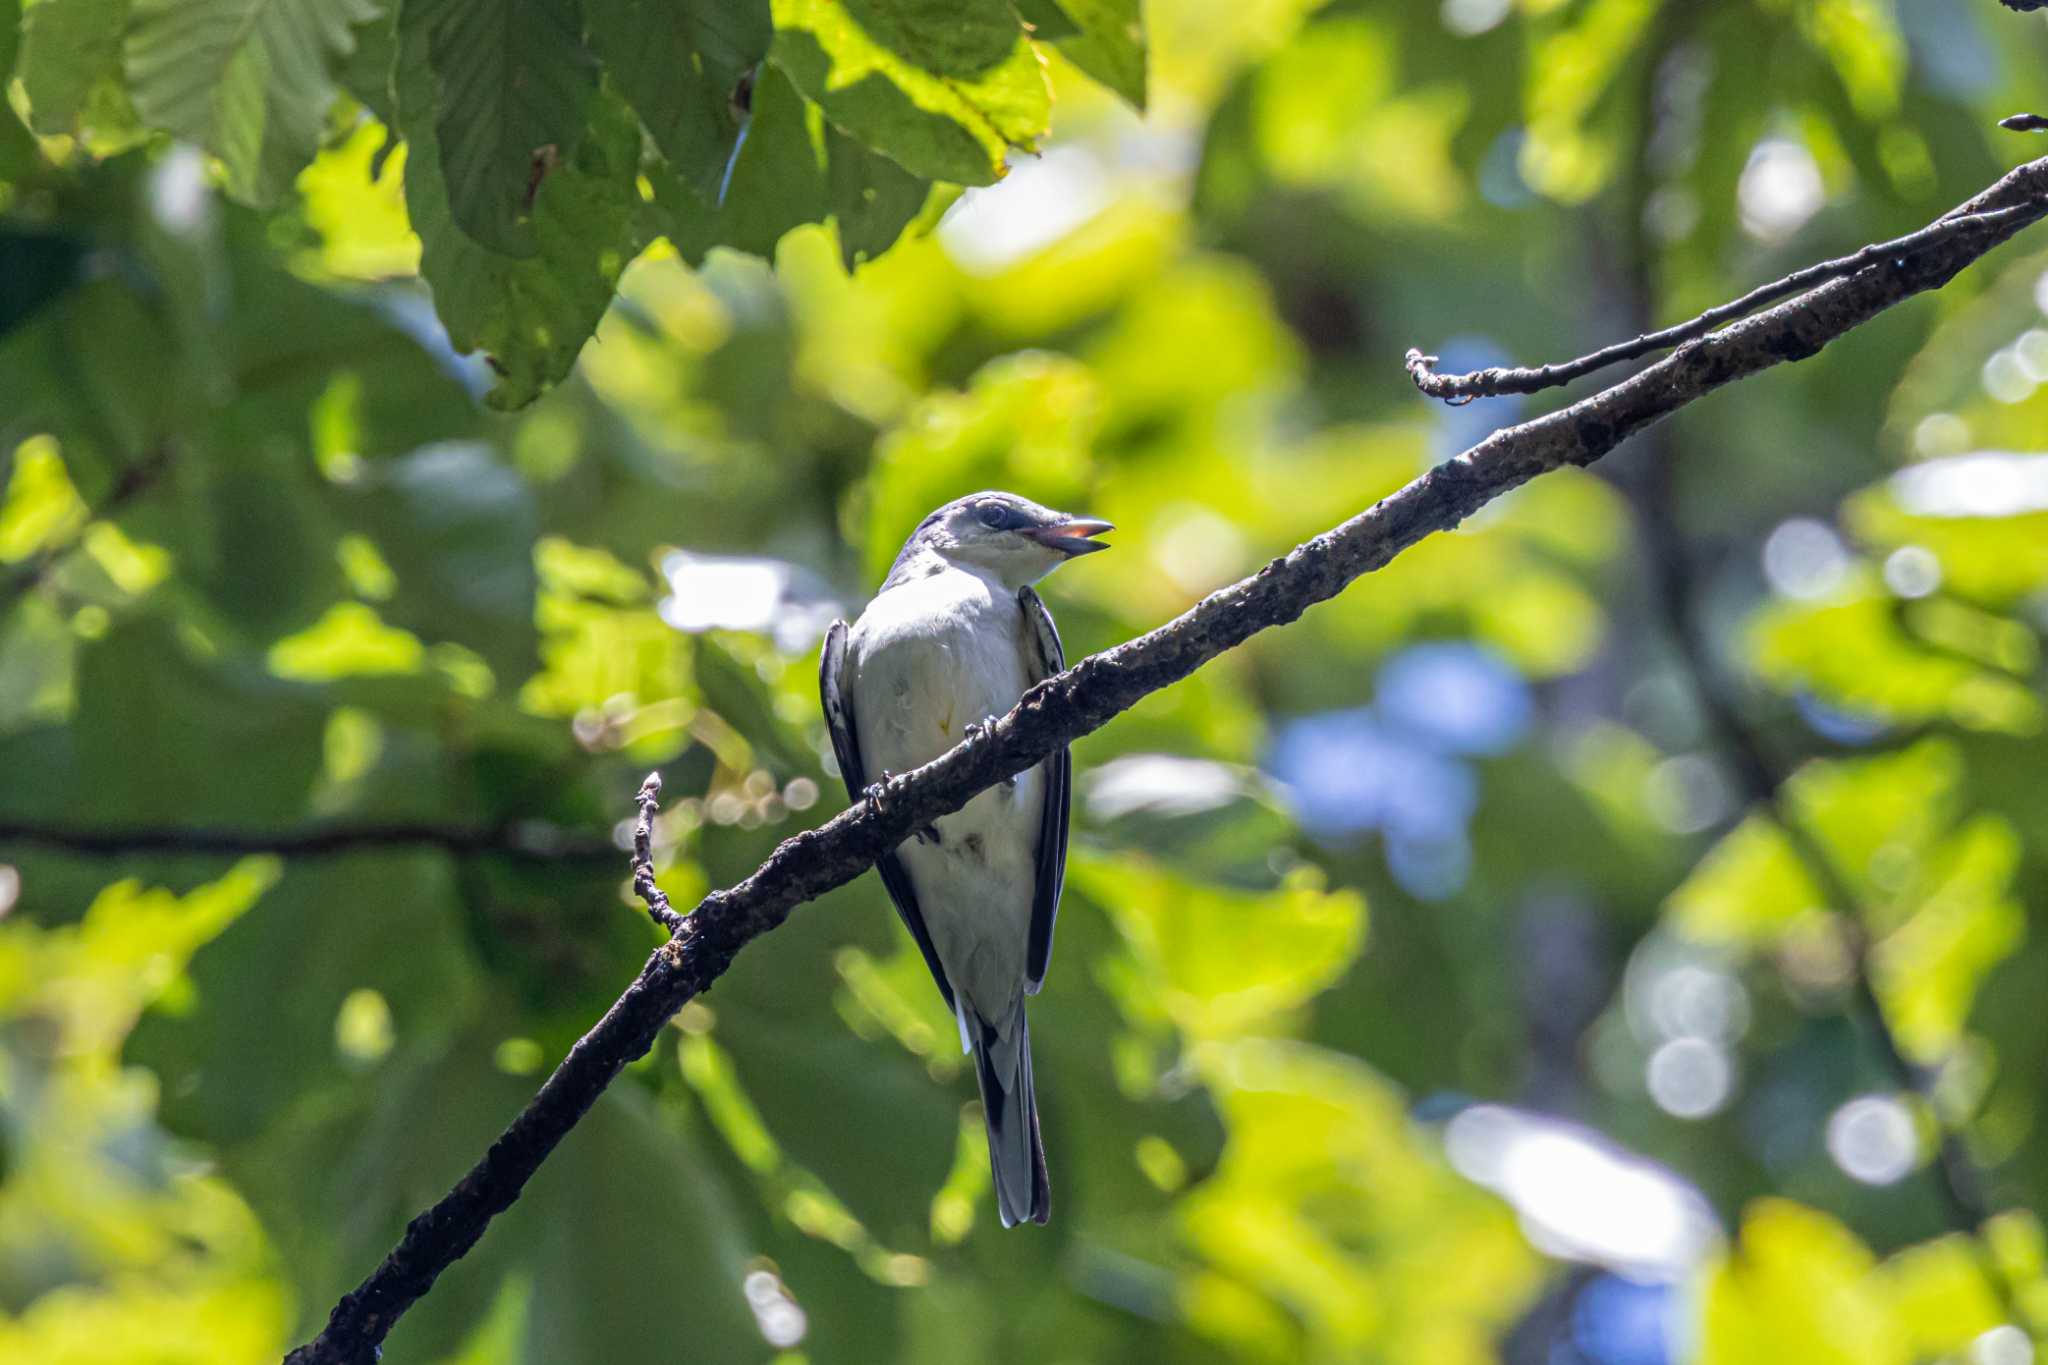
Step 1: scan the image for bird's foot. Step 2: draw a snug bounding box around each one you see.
[863,771,897,813]
[963,716,1015,789]
[867,772,940,844]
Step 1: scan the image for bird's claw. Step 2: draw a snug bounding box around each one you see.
[867,772,940,843]
[963,716,1015,789]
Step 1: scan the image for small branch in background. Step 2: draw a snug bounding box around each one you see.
[1405,201,2047,403]
[2000,113,2048,133]
[1599,74,2019,1318]
[0,820,620,862]
[284,155,2048,1365]
[0,444,175,612]
[631,773,686,935]
[1631,384,2017,1322]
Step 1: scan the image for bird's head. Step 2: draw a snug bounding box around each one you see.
[896,491,1114,590]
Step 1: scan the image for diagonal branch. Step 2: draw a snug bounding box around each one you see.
[284,155,2048,1365]
[1405,200,2045,403]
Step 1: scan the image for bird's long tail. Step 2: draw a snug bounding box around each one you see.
[970,997,1050,1227]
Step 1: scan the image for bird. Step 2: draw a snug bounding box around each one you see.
[819,491,1112,1227]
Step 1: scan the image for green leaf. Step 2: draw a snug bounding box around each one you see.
[1670,742,2024,1060]
[1882,1234,2006,1360]
[1073,850,1366,1040]
[417,0,597,255]
[1750,573,2042,735]
[1667,812,1824,946]
[123,0,382,206]
[582,0,767,201]
[15,0,132,134]
[1845,459,2048,606]
[1039,0,1145,108]
[396,5,645,407]
[648,64,930,270]
[648,62,826,263]
[1179,1040,1539,1360]
[1082,756,1299,888]
[1698,1200,1907,1365]
[768,0,1050,185]
[825,121,932,268]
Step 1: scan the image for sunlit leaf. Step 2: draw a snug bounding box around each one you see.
[1696,1200,1907,1365]
[1073,850,1365,1039]
[1750,574,2042,735]
[768,0,1051,185]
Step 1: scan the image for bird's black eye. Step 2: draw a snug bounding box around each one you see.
[975,501,1009,530]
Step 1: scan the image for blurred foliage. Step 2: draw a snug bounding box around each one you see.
[3,1,2048,1363]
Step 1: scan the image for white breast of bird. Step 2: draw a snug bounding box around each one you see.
[847,564,1045,1021]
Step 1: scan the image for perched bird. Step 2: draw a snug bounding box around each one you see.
[820,491,1112,1227]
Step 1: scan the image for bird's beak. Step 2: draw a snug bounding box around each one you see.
[1027,517,1115,556]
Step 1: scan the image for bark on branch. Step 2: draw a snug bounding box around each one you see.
[284,155,2048,1365]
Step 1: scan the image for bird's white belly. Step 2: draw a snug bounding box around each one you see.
[849,577,1043,1017]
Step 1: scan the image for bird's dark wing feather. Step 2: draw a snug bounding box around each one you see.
[1018,587,1069,993]
[821,619,955,1012]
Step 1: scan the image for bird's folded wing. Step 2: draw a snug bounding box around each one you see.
[1019,587,1070,993]
[820,619,956,1012]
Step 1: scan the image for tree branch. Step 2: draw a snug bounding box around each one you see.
[0,820,619,861]
[283,155,2048,1365]
[1637,468,2015,1308]
[1404,201,2044,403]
[1605,71,2014,1312]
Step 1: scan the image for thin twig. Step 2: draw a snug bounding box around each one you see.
[284,154,2048,1365]
[1635,433,2017,1312]
[0,820,619,861]
[1405,200,2047,403]
[1602,80,2016,1312]
[631,773,686,934]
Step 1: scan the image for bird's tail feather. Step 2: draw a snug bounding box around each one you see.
[971,998,1050,1227]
